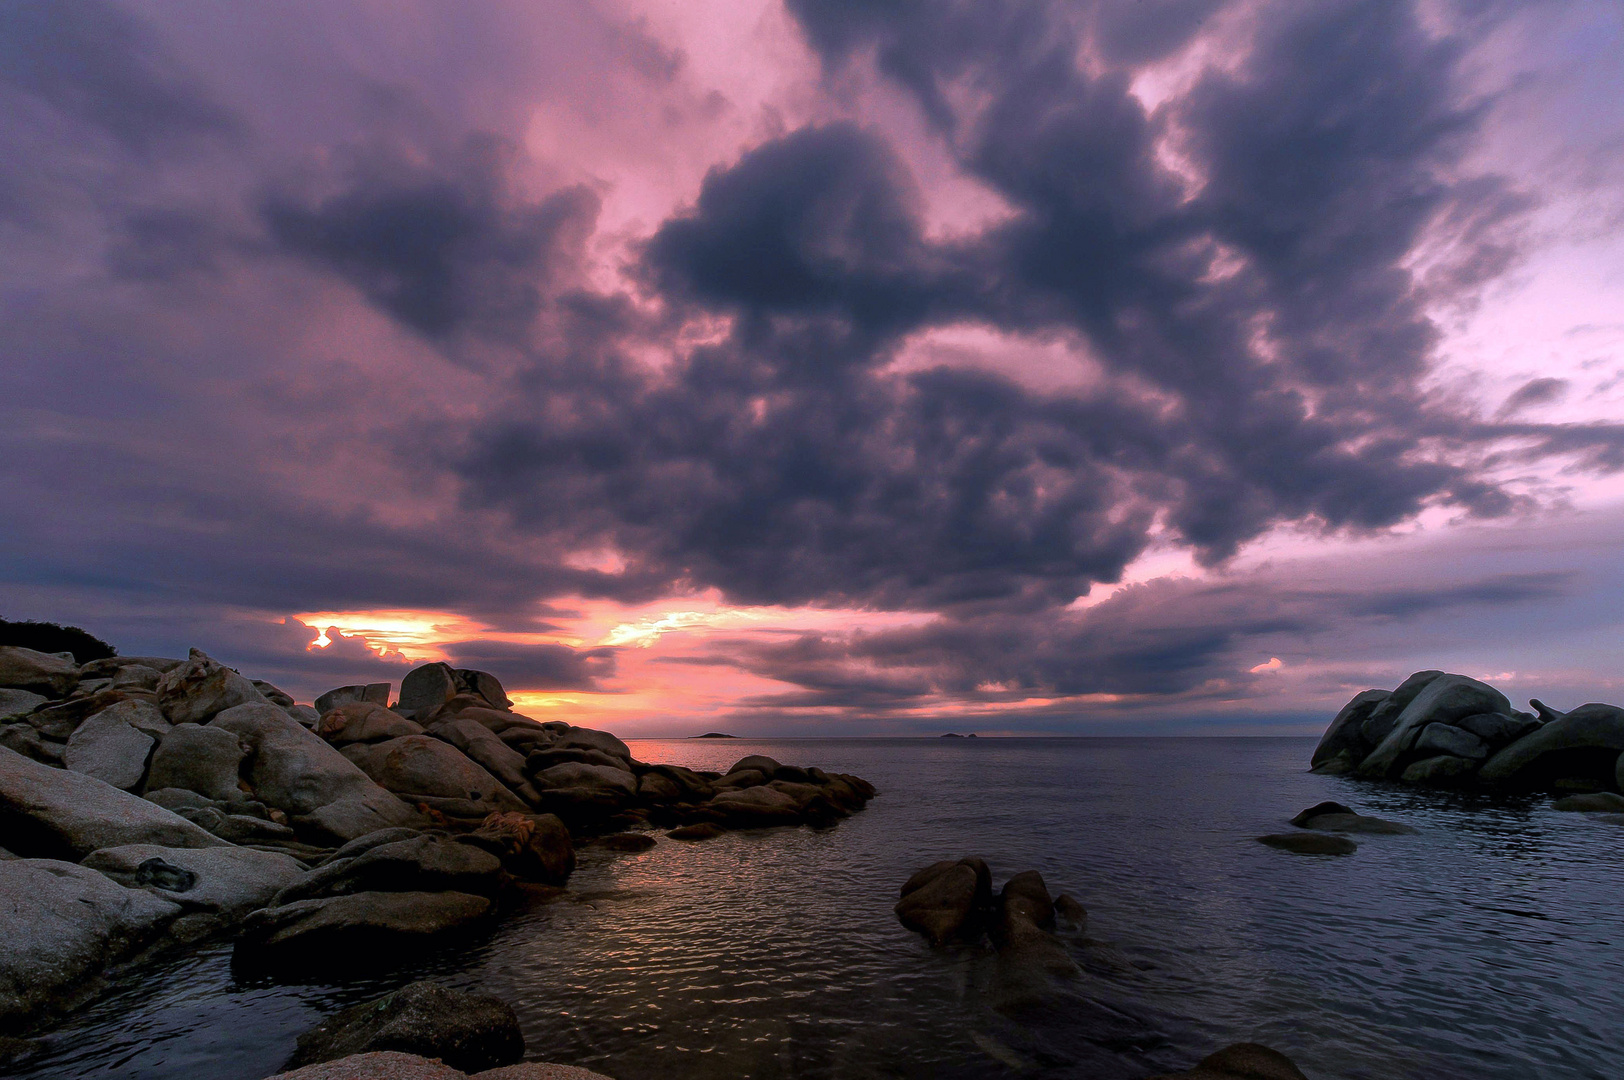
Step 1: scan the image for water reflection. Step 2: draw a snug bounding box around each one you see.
[10,738,1623,1080]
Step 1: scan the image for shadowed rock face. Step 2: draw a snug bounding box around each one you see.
[1312,671,1624,795]
[285,981,524,1074]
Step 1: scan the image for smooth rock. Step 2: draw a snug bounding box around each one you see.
[533,762,638,799]
[1358,674,1511,778]
[1145,1042,1309,1080]
[666,822,724,841]
[211,703,422,842]
[0,688,47,720]
[1456,711,1540,746]
[25,690,145,740]
[82,843,304,916]
[706,784,802,826]
[1054,894,1087,930]
[1288,801,1353,826]
[314,684,392,715]
[0,745,228,859]
[146,723,249,802]
[424,717,539,804]
[453,669,511,710]
[1297,812,1417,835]
[999,870,1055,930]
[592,832,656,852]
[273,834,504,905]
[63,708,155,790]
[549,726,631,763]
[1413,722,1488,760]
[727,754,782,776]
[1552,791,1624,812]
[474,1067,618,1080]
[343,735,527,811]
[96,698,173,740]
[111,665,163,692]
[286,705,320,728]
[156,649,266,723]
[0,646,79,696]
[319,702,423,745]
[235,890,492,971]
[321,827,427,865]
[0,859,181,1027]
[0,723,62,764]
[896,862,982,944]
[398,664,459,718]
[286,980,523,1073]
[1309,688,1390,771]
[1478,703,1624,786]
[267,1051,466,1080]
[1401,754,1479,786]
[1256,833,1356,855]
[1359,670,1445,747]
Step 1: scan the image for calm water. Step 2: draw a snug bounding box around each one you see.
[8,738,1622,1080]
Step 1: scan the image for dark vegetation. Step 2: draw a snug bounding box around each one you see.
[0,619,117,663]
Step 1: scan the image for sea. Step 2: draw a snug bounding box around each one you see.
[7,737,1621,1080]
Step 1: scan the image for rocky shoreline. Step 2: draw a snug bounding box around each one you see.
[1311,669,1624,795]
[0,642,875,1049]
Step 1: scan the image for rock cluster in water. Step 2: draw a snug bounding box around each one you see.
[1311,669,1624,792]
[895,858,1086,966]
[0,643,874,1032]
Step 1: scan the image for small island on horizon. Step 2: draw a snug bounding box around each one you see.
[939,733,978,738]
[690,732,739,739]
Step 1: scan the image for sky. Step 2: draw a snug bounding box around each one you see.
[2,0,1623,736]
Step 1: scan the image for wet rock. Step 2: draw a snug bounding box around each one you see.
[999,870,1055,930]
[0,745,227,859]
[319,702,423,745]
[1145,1042,1309,1080]
[274,834,504,905]
[666,822,724,841]
[211,703,423,843]
[1400,754,1479,786]
[896,860,985,945]
[235,890,492,972]
[1054,894,1087,930]
[1413,722,1488,760]
[1552,791,1624,812]
[592,832,656,852]
[343,735,528,812]
[286,980,524,1073]
[1358,674,1510,778]
[146,723,248,802]
[313,683,392,715]
[455,812,573,884]
[0,858,181,1028]
[83,844,305,916]
[0,688,48,720]
[1256,832,1356,855]
[0,645,79,697]
[1290,802,1417,834]
[62,706,156,790]
[1478,703,1624,788]
[156,649,267,724]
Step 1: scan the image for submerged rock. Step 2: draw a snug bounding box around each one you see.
[1290,802,1417,834]
[285,980,524,1073]
[235,890,493,972]
[1145,1042,1309,1080]
[1256,832,1356,855]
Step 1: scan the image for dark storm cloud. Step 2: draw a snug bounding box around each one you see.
[0,0,236,153]
[264,145,599,339]
[440,639,617,692]
[710,568,1576,715]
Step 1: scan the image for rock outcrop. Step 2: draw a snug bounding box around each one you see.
[1311,671,1624,794]
[284,981,524,1074]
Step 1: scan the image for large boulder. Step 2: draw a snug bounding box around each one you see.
[0,745,228,859]
[23,690,147,740]
[532,762,637,800]
[341,735,528,812]
[318,702,423,745]
[0,646,79,697]
[0,688,48,721]
[146,723,249,802]
[156,649,267,724]
[1412,722,1488,761]
[398,664,459,718]
[1478,703,1624,789]
[313,683,391,716]
[272,834,504,905]
[234,890,492,971]
[81,843,305,917]
[210,703,422,842]
[1358,670,1445,747]
[896,860,986,945]
[285,980,524,1073]
[456,812,574,885]
[453,669,511,710]
[424,717,539,805]
[1357,674,1511,778]
[266,1052,465,1080]
[1456,711,1539,746]
[112,665,164,691]
[1290,802,1417,834]
[706,784,803,827]
[0,859,181,1027]
[1308,688,1391,773]
[550,726,631,763]
[63,706,157,790]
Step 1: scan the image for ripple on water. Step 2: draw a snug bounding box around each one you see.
[9,737,1624,1080]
